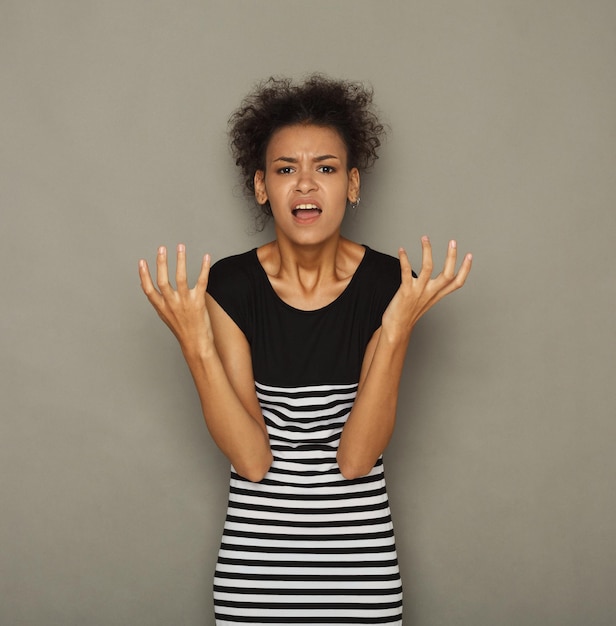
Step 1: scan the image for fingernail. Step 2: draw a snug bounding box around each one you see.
[158,246,165,255]
[450,240,457,249]
[177,243,185,253]
[422,235,430,243]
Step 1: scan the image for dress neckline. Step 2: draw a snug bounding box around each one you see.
[251,245,370,314]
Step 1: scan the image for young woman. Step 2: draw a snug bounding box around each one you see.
[139,75,472,625]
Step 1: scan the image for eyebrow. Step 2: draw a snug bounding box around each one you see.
[272,154,341,164]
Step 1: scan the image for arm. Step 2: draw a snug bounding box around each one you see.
[138,244,272,482]
[336,237,472,479]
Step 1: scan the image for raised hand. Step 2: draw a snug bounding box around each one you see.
[382,236,472,340]
[138,244,212,352]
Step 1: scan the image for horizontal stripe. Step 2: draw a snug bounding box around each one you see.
[223,531,394,551]
[224,511,390,526]
[224,514,392,529]
[267,423,346,438]
[214,612,402,626]
[226,499,390,516]
[214,570,401,582]
[227,500,389,517]
[214,578,402,591]
[231,477,384,496]
[262,407,352,427]
[240,476,382,490]
[215,598,402,610]
[268,456,383,474]
[222,541,396,555]
[256,469,382,487]
[214,585,402,596]
[256,381,358,396]
[230,483,386,500]
[262,398,354,415]
[215,611,402,624]
[225,518,393,540]
[261,386,355,399]
[265,423,347,439]
[217,557,399,569]
[220,541,396,554]
[269,438,341,449]
[268,453,339,464]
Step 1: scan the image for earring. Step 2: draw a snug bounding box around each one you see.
[350,197,361,210]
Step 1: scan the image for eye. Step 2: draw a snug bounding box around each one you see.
[317,165,336,174]
[277,166,294,175]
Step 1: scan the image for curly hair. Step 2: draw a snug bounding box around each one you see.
[228,74,386,220]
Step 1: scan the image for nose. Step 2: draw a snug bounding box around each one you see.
[296,168,318,193]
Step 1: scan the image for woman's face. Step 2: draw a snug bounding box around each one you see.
[254,124,360,248]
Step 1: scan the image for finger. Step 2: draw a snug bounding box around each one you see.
[419,235,433,282]
[138,259,162,305]
[436,251,473,299]
[453,252,473,287]
[155,245,172,293]
[441,240,458,280]
[398,247,414,283]
[176,243,188,291]
[138,258,154,293]
[195,253,211,293]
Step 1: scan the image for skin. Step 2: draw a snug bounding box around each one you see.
[138,123,473,481]
[253,124,363,310]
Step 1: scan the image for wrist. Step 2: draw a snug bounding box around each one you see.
[380,321,413,347]
[180,332,217,363]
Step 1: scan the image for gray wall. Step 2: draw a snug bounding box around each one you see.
[2,1,614,624]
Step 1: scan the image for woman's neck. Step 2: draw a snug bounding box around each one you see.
[257,236,366,311]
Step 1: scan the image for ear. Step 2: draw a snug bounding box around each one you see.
[347,168,360,204]
[254,170,268,205]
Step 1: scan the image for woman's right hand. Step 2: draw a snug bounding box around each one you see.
[138,244,213,355]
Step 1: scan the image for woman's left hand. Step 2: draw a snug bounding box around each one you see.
[381,236,473,341]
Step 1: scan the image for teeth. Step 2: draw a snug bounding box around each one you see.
[294,204,319,210]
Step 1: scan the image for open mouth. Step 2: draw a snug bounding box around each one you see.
[292,203,322,219]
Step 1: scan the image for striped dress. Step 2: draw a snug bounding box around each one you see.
[207,246,403,625]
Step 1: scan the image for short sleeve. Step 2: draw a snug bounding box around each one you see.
[206,250,257,342]
[360,247,403,338]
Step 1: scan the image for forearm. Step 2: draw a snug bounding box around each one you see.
[183,343,273,482]
[336,239,472,480]
[336,328,410,480]
[139,247,272,482]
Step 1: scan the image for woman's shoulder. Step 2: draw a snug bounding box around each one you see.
[210,248,258,274]
[361,246,402,282]
[207,248,261,299]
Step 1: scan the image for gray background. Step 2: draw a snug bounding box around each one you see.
[1,1,614,624]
